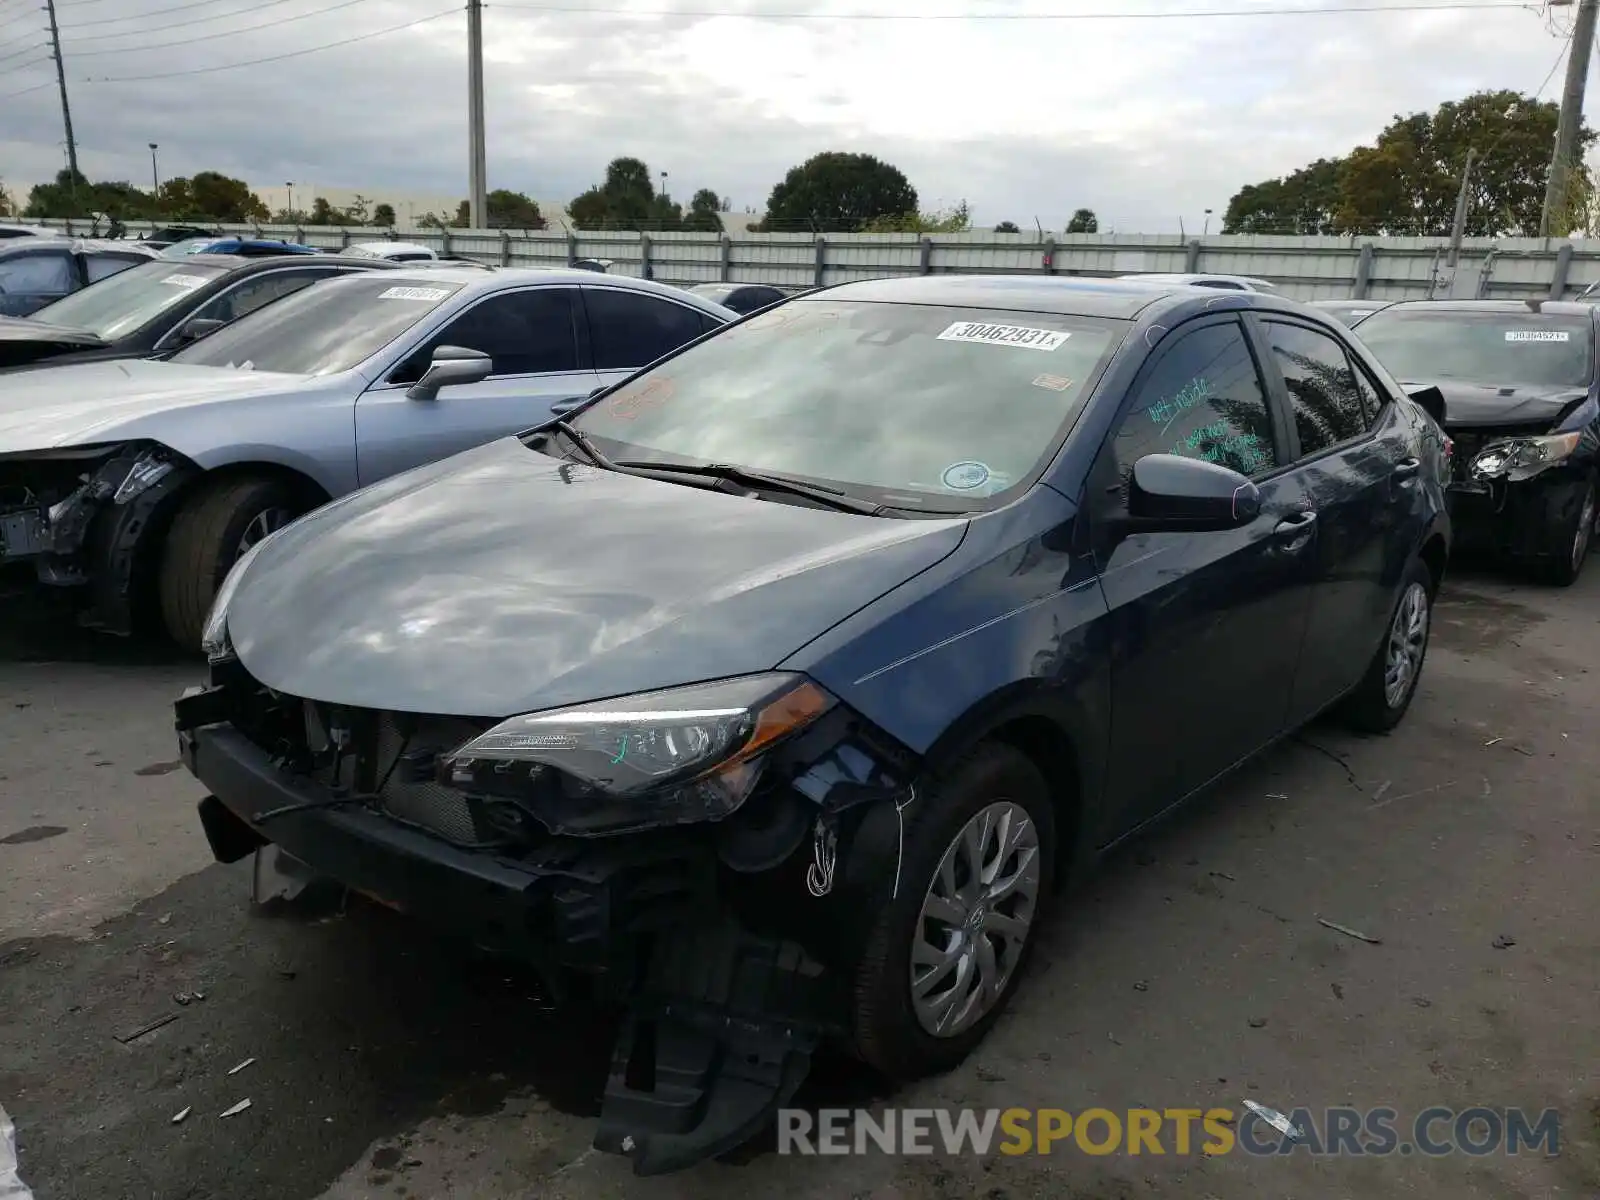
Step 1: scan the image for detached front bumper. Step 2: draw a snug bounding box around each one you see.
[175,685,855,1175]
[1446,465,1591,560]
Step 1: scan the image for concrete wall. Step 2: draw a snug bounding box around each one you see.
[43,219,1600,301]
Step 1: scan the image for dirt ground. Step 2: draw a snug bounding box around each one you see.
[1,566,1596,1200]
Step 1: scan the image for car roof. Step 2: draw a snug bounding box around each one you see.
[804,274,1200,319]
[363,265,739,311]
[178,253,399,273]
[1125,272,1275,288]
[348,240,434,253]
[1371,299,1597,318]
[0,237,155,257]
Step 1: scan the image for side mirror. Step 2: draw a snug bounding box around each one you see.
[1128,453,1260,530]
[1406,384,1447,427]
[407,344,492,400]
[177,317,224,344]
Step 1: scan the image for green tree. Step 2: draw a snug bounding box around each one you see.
[23,168,93,218]
[760,151,917,232]
[344,193,371,224]
[1224,90,1591,237]
[1066,207,1098,233]
[371,202,396,227]
[683,188,723,232]
[567,159,689,230]
[567,188,611,229]
[863,199,972,233]
[310,196,339,225]
[994,220,1020,233]
[0,180,14,217]
[451,189,548,229]
[184,171,268,220]
[417,211,447,230]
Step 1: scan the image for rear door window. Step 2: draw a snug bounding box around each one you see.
[583,288,709,369]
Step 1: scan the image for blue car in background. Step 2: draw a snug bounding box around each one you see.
[163,237,321,259]
[177,275,1452,1175]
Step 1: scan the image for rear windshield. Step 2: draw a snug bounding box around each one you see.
[572,300,1128,511]
[1355,309,1594,388]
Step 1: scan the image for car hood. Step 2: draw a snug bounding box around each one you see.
[228,437,969,717]
[1402,379,1588,428]
[0,358,303,450]
[0,315,103,347]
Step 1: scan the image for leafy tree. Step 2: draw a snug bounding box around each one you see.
[309,196,339,225]
[451,189,547,229]
[568,158,696,230]
[417,211,447,230]
[684,188,723,232]
[760,151,917,232]
[344,193,371,224]
[567,188,611,229]
[863,200,972,233]
[272,208,309,224]
[1225,90,1591,237]
[1066,207,1098,233]
[24,169,94,218]
[0,181,15,218]
[994,220,1020,233]
[371,202,396,227]
[184,171,268,221]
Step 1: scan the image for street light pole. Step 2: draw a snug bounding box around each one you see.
[149,144,159,197]
[286,182,294,217]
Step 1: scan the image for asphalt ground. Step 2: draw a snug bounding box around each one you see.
[1,564,1596,1199]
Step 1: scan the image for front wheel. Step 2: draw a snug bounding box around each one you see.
[849,743,1057,1081]
[159,476,301,652]
[1537,474,1595,587]
[1338,557,1435,734]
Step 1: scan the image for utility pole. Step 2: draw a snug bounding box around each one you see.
[466,0,488,229]
[1541,0,1600,236]
[1448,148,1475,267]
[43,0,80,196]
[149,144,159,196]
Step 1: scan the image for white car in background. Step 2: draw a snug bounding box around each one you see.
[1120,272,1278,292]
[345,241,439,263]
[0,222,58,241]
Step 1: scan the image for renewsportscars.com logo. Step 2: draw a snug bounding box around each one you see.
[777,1106,1563,1158]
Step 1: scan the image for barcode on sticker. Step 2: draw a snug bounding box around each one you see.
[937,321,1069,351]
[378,286,451,302]
[160,274,208,289]
[1505,329,1569,342]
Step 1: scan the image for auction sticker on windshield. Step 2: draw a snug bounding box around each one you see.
[377,286,452,302]
[1505,330,1569,342]
[160,274,208,289]
[937,321,1070,351]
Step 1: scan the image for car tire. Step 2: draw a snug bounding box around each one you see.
[1338,556,1435,734]
[849,743,1056,1082]
[159,475,301,652]
[1537,473,1596,587]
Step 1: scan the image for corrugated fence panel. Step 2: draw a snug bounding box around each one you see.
[33,218,1600,301]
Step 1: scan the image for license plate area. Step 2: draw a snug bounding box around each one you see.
[0,508,46,559]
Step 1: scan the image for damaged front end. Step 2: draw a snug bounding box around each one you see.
[1445,414,1598,560]
[176,657,923,1175]
[0,441,195,629]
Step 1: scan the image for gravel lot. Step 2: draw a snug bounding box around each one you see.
[1,566,1597,1199]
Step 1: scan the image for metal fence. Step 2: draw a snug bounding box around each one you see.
[38,218,1600,302]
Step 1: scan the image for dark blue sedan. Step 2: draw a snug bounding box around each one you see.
[175,275,1451,1175]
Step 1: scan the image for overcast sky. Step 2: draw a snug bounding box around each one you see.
[0,0,1587,230]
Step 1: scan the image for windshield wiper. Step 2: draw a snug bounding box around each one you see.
[550,419,614,469]
[612,459,886,515]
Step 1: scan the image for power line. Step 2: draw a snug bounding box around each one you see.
[0,52,48,72]
[0,72,49,96]
[66,0,379,54]
[489,1,1533,19]
[61,0,302,32]
[0,37,44,62]
[80,5,457,81]
[0,8,43,33]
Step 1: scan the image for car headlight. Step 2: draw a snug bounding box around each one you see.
[1470,431,1582,483]
[442,673,836,836]
[199,536,271,662]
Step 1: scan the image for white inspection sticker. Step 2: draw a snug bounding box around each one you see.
[160,273,208,289]
[1505,329,1570,342]
[936,320,1069,351]
[378,285,452,302]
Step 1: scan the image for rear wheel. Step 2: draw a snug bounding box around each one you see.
[849,743,1056,1081]
[158,475,300,651]
[1339,556,1434,734]
[1537,474,1595,587]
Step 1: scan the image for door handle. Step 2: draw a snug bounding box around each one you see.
[1392,457,1421,481]
[1273,510,1318,539]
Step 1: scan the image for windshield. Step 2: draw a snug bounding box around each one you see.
[1356,309,1594,388]
[28,259,229,339]
[571,300,1126,511]
[169,275,463,376]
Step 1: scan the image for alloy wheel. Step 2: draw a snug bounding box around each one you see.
[1571,487,1595,574]
[1384,581,1430,710]
[910,801,1041,1038]
[236,507,294,561]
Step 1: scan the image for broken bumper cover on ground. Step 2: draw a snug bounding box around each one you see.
[175,685,872,1175]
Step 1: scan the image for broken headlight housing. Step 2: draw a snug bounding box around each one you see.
[442,673,836,836]
[1469,431,1582,484]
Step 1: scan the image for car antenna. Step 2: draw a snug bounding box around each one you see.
[1525,298,1543,313]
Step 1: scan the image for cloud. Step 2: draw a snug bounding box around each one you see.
[0,0,1576,229]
